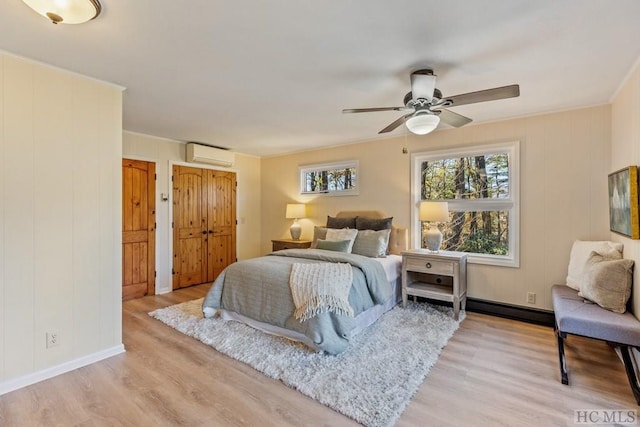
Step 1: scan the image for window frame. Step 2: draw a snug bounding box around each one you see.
[411,141,520,267]
[299,160,359,196]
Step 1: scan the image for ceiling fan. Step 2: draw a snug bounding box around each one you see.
[342,69,520,135]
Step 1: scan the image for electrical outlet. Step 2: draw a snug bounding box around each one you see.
[46,331,60,348]
[526,292,536,304]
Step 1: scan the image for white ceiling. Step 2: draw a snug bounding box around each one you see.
[1,1,640,157]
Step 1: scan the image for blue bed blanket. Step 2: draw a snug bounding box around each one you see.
[202,249,391,354]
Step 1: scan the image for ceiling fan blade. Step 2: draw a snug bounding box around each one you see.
[435,108,473,128]
[342,106,408,113]
[378,113,414,134]
[444,84,520,107]
[410,69,436,102]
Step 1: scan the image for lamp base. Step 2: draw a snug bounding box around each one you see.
[290,221,301,241]
[424,224,443,252]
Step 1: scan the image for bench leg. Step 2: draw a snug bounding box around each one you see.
[555,322,569,385]
[619,345,640,405]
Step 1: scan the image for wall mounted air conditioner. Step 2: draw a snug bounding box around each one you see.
[185,143,235,167]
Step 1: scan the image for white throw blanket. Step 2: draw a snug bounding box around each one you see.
[289,262,354,322]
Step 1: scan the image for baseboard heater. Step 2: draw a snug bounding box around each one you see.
[413,296,555,327]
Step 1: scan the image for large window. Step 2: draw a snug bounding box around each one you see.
[411,141,519,267]
[299,160,358,196]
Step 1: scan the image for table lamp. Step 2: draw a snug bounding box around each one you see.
[419,201,449,252]
[285,203,306,240]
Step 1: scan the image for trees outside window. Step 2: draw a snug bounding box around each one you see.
[412,142,519,267]
[300,160,358,196]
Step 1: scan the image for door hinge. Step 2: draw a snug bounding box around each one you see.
[235,219,238,225]
[171,175,174,182]
[154,222,157,230]
[171,221,174,228]
[154,173,157,180]
[154,271,157,278]
[172,268,176,275]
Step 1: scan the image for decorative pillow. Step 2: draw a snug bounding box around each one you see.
[355,216,393,231]
[351,229,391,258]
[326,228,358,253]
[566,240,623,291]
[578,251,634,313]
[315,239,351,252]
[326,216,356,229]
[311,226,328,248]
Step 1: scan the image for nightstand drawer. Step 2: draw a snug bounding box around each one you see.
[404,257,454,275]
[271,239,312,251]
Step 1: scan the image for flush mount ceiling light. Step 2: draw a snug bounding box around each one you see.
[405,112,440,135]
[21,0,102,24]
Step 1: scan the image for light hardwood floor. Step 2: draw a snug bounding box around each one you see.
[1,284,637,426]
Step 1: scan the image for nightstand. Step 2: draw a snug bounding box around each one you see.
[401,250,467,320]
[271,239,312,251]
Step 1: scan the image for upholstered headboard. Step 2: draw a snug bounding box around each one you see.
[335,210,408,255]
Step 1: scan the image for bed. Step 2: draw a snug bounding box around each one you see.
[202,211,408,354]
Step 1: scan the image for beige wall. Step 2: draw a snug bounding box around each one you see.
[611,59,640,315]
[123,132,262,293]
[0,53,123,388]
[262,105,612,310]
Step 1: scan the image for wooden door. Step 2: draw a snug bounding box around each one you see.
[207,170,237,281]
[173,165,236,290]
[122,159,156,300]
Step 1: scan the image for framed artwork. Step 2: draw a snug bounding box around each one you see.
[608,166,639,239]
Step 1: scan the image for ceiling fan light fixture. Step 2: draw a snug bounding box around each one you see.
[405,113,440,135]
[21,0,102,24]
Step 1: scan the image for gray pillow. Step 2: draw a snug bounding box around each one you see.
[578,251,635,313]
[326,216,356,229]
[311,226,328,248]
[315,239,351,252]
[355,216,393,231]
[352,229,391,258]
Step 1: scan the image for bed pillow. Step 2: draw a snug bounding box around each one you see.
[578,251,634,313]
[311,226,328,248]
[326,228,358,253]
[355,216,393,231]
[352,229,391,258]
[326,216,356,229]
[315,239,351,253]
[566,240,623,291]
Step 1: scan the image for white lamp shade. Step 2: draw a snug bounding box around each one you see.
[406,113,440,135]
[419,201,449,223]
[285,203,306,219]
[21,0,101,24]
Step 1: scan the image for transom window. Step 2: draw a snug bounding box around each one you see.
[299,160,358,196]
[411,141,520,267]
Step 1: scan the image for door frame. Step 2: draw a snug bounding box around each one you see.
[122,155,158,296]
[168,160,239,289]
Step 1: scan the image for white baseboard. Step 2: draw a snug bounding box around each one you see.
[0,344,126,396]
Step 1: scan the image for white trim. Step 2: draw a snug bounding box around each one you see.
[610,54,640,103]
[0,345,125,396]
[0,49,126,91]
[411,141,520,268]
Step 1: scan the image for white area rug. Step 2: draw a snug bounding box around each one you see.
[150,299,464,427]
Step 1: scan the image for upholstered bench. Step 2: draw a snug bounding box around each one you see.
[552,284,640,404]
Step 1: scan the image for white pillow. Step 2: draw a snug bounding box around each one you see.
[326,228,358,253]
[566,240,623,291]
